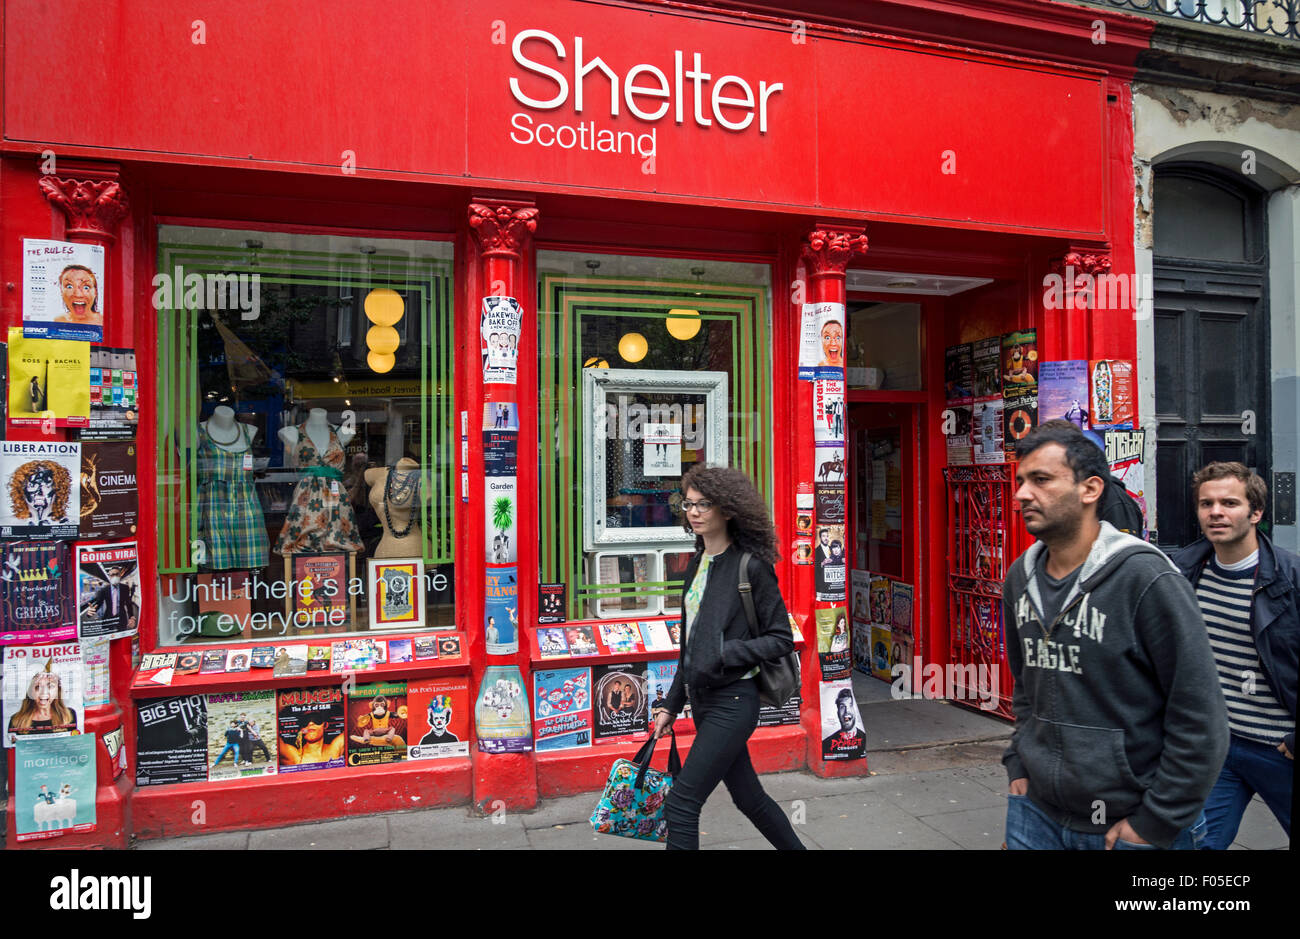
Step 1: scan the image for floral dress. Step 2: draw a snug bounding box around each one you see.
[196,423,270,570]
[274,424,363,555]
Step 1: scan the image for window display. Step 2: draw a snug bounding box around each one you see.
[155,227,454,645]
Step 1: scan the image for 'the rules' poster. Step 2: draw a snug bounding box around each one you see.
[22,239,105,343]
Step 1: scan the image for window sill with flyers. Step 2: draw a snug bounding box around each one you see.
[529,615,806,667]
[128,631,469,698]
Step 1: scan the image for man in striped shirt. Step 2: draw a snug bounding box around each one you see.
[1173,462,1297,850]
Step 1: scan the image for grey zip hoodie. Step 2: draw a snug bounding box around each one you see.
[1002,522,1229,848]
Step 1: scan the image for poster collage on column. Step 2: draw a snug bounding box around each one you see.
[2,238,141,841]
[799,300,866,763]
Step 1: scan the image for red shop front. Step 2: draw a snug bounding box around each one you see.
[0,0,1150,846]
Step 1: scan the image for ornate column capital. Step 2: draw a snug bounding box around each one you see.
[800,226,868,277]
[468,202,540,260]
[1049,244,1113,312]
[38,166,129,243]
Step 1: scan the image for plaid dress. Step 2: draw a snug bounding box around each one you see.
[196,423,270,570]
[274,424,364,555]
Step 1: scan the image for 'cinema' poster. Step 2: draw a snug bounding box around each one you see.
[0,441,81,539]
[78,440,139,540]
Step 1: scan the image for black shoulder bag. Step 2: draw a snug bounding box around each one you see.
[737,551,802,709]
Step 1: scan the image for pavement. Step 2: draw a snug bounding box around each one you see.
[132,672,1290,850]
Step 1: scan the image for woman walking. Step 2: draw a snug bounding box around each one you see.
[652,464,806,850]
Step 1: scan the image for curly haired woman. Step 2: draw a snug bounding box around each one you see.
[650,464,806,850]
[8,460,73,527]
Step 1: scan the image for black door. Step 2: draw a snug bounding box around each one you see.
[1153,165,1270,551]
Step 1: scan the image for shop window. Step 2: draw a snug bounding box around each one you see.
[155,227,455,645]
[538,251,772,619]
[845,302,923,390]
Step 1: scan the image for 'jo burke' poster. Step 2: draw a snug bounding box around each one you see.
[3,642,84,748]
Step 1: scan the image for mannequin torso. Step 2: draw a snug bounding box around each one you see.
[279,408,353,457]
[366,458,423,559]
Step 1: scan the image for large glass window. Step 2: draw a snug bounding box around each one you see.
[537,251,772,619]
[155,227,454,645]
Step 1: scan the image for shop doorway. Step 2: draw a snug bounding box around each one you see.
[848,403,917,583]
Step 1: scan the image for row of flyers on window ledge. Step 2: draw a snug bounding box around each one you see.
[134,634,464,686]
[133,678,472,787]
[535,615,805,659]
[0,438,138,542]
[3,333,139,436]
[0,540,140,646]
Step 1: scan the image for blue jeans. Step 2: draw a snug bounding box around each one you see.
[663,679,805,851]
[214,743,241,765]
[1200,734,1293,850]
[1006,793,1204,849]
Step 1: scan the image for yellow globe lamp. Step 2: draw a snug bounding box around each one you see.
[583,356,610,369]
[364,287,405,326]
[665,308,701,340]
[367,350,396,374]
[618,332,648,363]
[367,324,400,355]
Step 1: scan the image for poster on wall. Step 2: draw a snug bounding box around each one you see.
[483,429,518,477]
[0,441,82,539]
[538,582,567,624]
[972,399,1005,464]
[642,423,682,476]
[813,442,845,487]
[6,329,90,428]
[481,296,523,385]
[22,239,106,343]
[820,680,866,761]
[944,404,973,466]
[871,624,894,681]
[643,659,685,719]
[80,346,139,440]
[814,524,847,602]
[81,637,110,708]
[346,681,408,766]
[815,483,845,525]
[78,440,138,540]
[1038,360,1090,430]
[1090,359,1135,429]
[1001,329,1038,395]
[206,689,278,781]
[475,665,532,753]
[276,686,346,773]
[0,541,75,645]
[593,662,648,741]
[972,336,1002,399]
[14,733,98,842]
[483,401,520,431]
[484,566,519,655]
[1003,392,1038,451]
[366,558,424,630]
[3,642,84,747]
[944,343,974,404]
[891,581,915,638]
[408,676,470,760]
[758,690,802,728]
[485,476,518,564]
[74,541,139,640]
[532,666,593,752]
[1104,428,1148,532]
[135,695,208,786]
[813,379,845,442]
[815,606,851,681]
[798,301,846,380]
[849,569,871,626]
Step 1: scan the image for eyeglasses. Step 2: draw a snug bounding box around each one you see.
[680,500,715,514]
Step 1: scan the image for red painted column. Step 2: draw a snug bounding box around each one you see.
[464,198,540,811]
[6,160,134,848]
[796,224,871,779]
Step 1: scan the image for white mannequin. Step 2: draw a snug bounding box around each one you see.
[278,407,354,458]
[201,405,258,452]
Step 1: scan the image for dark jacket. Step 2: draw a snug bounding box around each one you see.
[1002,522,1229,848]
[1171,533,1299,754]
[663,546,794,715]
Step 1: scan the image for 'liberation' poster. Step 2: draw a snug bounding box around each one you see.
[14,733,98,842]
[481,296,522,384]
[75,541,139,640]
[820,679,866,762]
[0,541,75,645]
[276,686,346,773]
[408,676,470,760]
[135,695,208,786]
[3,642,84,748]
[22,238,106,343]
[475,665,532,753]
[78,440,139,540]
[532,666,593,752]
[0,440,82,538]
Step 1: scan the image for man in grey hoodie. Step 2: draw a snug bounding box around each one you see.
[1002,421,1228,849]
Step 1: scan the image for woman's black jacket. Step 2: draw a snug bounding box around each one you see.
[662,546,795,715]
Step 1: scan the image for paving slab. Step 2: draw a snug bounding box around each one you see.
[136,830,251,850]
[526,825,660,850]
[248,815,390,850]
[949,762,1012,794]
[516,791,602,830]
[915,804,1007,850]
[874,770,1007,817]
[798,792,962,850]
[388,807,530,850]
[1231,796,1289,850]
[758,769,880,802]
